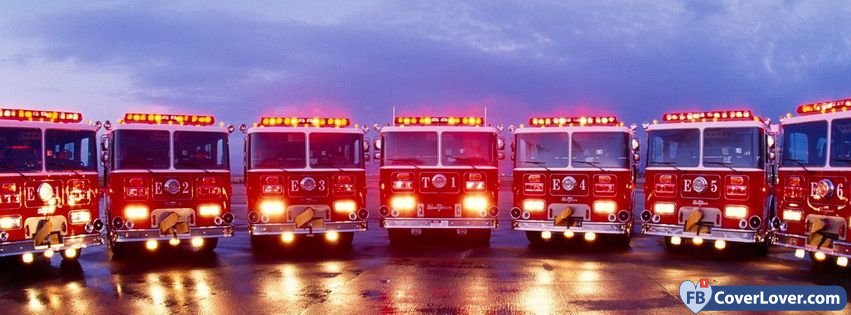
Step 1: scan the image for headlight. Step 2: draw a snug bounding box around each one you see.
[653,202,676,215]
[69,210,92,224]
[38,183,54,202]
[124,205,149,220]
[523,199,546,212]
[724,206,747,219]
[259,199,285,217]
[334,200,357,213]
[782,209,803,222]
[390,195,417,212]
[462,195,489,212]
[592,200,616,214]
[0,215,22,229]
[198,204,222,217]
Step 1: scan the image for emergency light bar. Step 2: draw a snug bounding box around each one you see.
[122,113,215,126]
[529,116,619,127]
[0,108,83,123]
[394,116,484,126]
[661,110,759,123]
[797,99,851,115]
[259,117,351,127]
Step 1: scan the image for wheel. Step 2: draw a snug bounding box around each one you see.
[526,231,545,246]
[469,229,491,246]
[388,229,408,244]
[334,232,355,248]
[752,240,770,257]
[251,235,276,254]
[611,234,632,248]
[111,242,142,259]
[197,237,218,253]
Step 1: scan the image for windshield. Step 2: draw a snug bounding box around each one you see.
[781,121,827,167]
[310,133,363,169]
[648,129,700,167]
[442,132,496,166]
[703,127,763,168]
[174,131,229,170]
[0,127,42,172]
[830,118,851,166]
[515,132,569,168]
[383,132,438,166]
[114,130,170,170]
[572,132,629,168]
[250,133,306,169]
[45,129,97,172]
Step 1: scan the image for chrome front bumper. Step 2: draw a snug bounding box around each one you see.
[513,220,630,235]
[381,218,498,229]
[249,221,367,236]
[111,226,234,243]
[772,232,851,258]
[0,233,103,257]
[642,223,764,243]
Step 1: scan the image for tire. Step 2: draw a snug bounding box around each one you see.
[752,240,770,257]
[251,235,276,254]
[111,242,141,259]
[526,231,545,246]
[335,232,355,248]
[198,237,218,254]
[611,234,632,249]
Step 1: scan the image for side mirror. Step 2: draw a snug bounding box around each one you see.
[100,134,109,151]
[767,134,776,149]
[364,153,371,162]
[498,152,505,160]
[631,138,640,152]
[768,152,776,162]
[363,139,370,152]
[497,137,506,150]
[633,153,641,163]
[227,124,236,133]
[100,152,109,164]
[103,120,112,130]
[374,138,382,150]
[95,121,103,131]
[374,152,382,161]
[239,124,248,133]
[510,140,516,152]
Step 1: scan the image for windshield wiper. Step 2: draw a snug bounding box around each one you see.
[443,155,480,170]
[0,165,28,179]
[47,161,83,176]
[704,161,740,173]
[387,158,422,169]
[655,161,683,172]
[520,160,550,171]
[783,158,811,173]
[574,160,606,172]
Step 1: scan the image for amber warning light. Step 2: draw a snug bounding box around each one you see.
[122,113,215,126]
[0,108,82,123]
[797,99,851,115]
[529,116,619,127]
[661,110,760,123]
[259,117,350,127]
[394,116,484,126]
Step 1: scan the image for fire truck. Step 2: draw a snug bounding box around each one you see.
[0,108,103,263]
[772,99,851,268]
[510,116,640,246]
[641,110,776,254]
[102,113,234,256]
[244,117,369,249]
[375,116,504,244]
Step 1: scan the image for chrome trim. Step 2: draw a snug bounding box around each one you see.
[249,221,367,235]
[642,223,764,243]
[0,233,103,257]
[512,220,630,235]
[381,218,497,229]
[772,232,851,258]
[111,226,233,242]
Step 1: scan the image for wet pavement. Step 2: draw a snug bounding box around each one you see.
[1,184,849,314]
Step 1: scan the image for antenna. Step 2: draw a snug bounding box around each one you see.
[392,106,396,121]
[484,107,488,125]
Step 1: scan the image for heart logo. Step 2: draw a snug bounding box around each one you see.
[679,280,712,314]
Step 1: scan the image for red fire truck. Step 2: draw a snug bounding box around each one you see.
[641,110,776,254]
[772,99,851,268]
[0,108,103,263]
[102,113,234,256]
[510,116,640,246]
[375,116,504,244]
[244,117,369,249]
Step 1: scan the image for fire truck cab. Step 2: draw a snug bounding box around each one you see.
[0,108,103,263]
[510,116,640,246]
[376,116,504,244]
[102,113,234,256]
[641,110,776,254]
[773,99,851,268]
[244,117,369,249]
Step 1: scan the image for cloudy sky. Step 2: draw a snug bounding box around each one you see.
[2,1,850,169]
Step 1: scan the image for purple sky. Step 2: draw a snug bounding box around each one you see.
[1,1,850,171]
